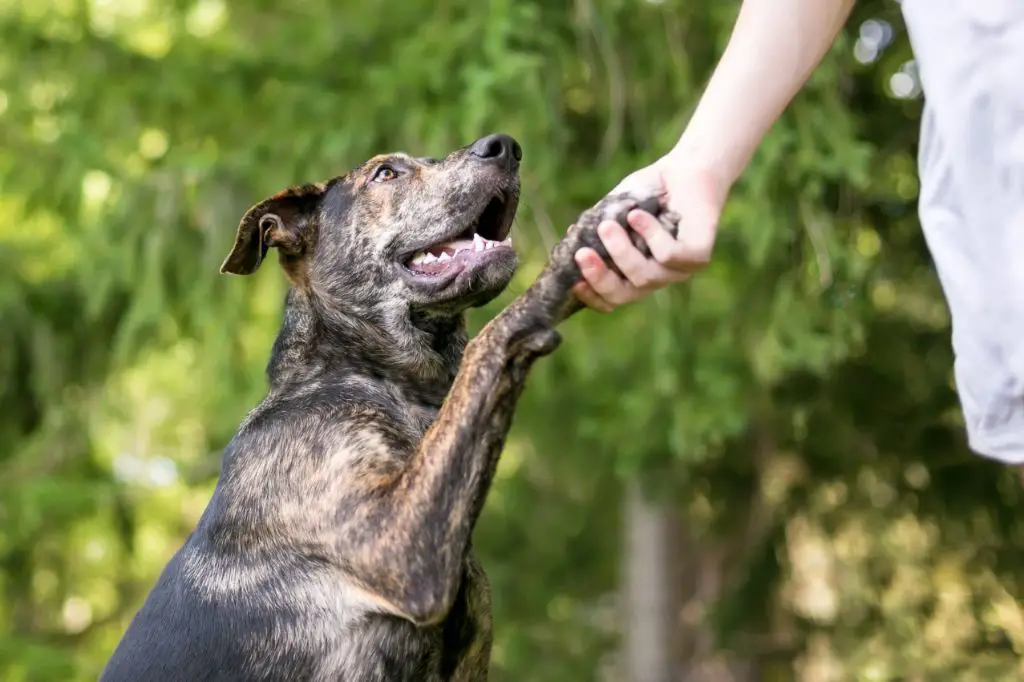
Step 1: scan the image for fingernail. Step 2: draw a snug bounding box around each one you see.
[627,210,649,231]
[597,221,618,239]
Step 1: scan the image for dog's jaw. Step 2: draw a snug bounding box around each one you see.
[396,185,520,313]
[400,188,516,276]
[405,232,513,274]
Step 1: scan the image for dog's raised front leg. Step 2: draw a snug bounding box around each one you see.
[335,321,561,626]
[334,191,677,626]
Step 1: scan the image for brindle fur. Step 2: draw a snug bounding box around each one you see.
[100,134,678,682]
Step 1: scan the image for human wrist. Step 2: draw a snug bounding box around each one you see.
[668,129,745,186]
[659,142,734,209]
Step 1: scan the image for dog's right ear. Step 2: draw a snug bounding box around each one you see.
[220,182,327,276]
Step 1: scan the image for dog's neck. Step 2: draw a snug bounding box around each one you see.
[264,288,467,406]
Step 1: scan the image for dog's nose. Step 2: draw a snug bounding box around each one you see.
[469,133,522,170]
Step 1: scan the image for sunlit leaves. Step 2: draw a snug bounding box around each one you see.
[1,0,1022,680]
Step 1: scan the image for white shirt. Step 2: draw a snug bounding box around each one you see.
[901,0,1024,463]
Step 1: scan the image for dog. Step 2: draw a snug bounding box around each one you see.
[100,133,678,681]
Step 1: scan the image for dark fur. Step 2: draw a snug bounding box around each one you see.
[100,134,678,682]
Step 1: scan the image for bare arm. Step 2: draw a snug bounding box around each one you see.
[673,0,857,191]
[574,0,857,310]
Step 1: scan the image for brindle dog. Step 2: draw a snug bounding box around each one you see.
[100,133,678,682]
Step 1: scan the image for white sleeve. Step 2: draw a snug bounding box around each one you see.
[902,0,1024,463]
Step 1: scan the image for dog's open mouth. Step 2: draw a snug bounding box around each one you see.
[404,193,514,276]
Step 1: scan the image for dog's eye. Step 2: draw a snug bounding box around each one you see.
[371,165,400,183]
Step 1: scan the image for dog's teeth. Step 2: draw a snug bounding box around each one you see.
[473,233,486,252]
[437,251,452,262]
[423,253,438,264]
[411,252,427,265]
[503,236,512,246]
[484,240,494,250]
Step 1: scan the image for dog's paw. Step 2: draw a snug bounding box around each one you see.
[565,193,680,275]
[513,191,679,327]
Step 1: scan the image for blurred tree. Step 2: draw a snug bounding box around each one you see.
[1,1,1022,681]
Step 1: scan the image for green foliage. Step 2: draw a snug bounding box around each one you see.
[1,1,1022,680]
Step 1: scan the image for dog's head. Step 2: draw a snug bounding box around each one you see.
[220,133,522,316]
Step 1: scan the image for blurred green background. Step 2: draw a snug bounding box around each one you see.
[2,0,1023,680]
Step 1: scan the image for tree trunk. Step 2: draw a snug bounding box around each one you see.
[621,479,685,682]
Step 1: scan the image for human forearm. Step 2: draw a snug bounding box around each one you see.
[577,0,857,311]
[670,0,856,191]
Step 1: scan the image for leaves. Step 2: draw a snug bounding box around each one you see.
[1,1,1022,680]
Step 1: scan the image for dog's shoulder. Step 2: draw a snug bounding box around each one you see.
[209,373,434,538]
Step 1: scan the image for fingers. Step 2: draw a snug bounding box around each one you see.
[598,218,687,291]
[571,281,614,313]
[573,161,722,314]
[596,221,656,288]
[627,208,715,273]
[573,212,694,312]
[573,246,640,310]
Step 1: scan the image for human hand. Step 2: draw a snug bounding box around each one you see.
[572,158,726,312]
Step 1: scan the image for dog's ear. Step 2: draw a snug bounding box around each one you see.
[220,183,327,276]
